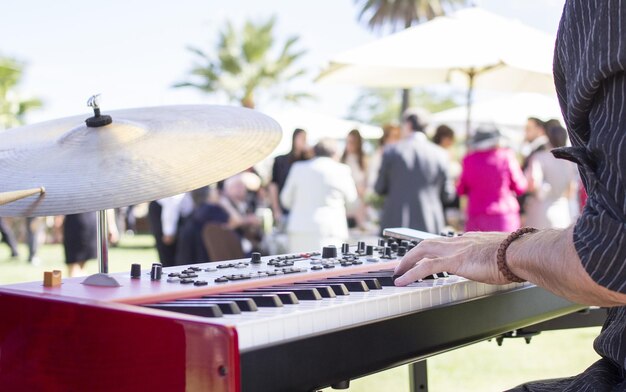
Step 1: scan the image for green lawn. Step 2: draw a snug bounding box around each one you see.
[0,233,160,284]
[322,327,600,391]
[0,234,601,391]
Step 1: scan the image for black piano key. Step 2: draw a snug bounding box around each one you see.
[144,303,223,318]
[212,293,283,307]
[248,287,322,301]
[199,297,258,312]
[243,290,300,304]
[271,285,334,299]
[307,280,369,292]
[295,282,350,296]
[327,277,382,290]
[348,274,396,286]
[352,271,397,284]
[164,300,241,315]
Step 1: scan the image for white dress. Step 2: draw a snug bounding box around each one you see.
[524,150,579,229]
[343,154,367,218]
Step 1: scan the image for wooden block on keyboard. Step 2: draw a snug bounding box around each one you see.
[43,270,62,287]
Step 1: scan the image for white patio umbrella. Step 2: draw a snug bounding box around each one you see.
[316,7,556,133]
[430,92,563,132]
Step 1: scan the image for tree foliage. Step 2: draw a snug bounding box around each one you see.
[353,0,468,115]
[355,0,468,31]
[175,17,310,109]
[0,57,42,129]
[348,88,458,126]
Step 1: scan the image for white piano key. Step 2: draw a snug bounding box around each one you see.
[387,293,400,316]
[252,319,271,347]
[399,290,412,313]
[467,282,477,298]
[282,314,300,340]
[298,312,314,336]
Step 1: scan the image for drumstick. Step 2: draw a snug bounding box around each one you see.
[0,187,46,206]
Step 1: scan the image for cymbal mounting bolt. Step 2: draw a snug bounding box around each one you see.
[85,94,113,127]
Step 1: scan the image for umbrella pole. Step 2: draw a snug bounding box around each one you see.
[466,69,475,136]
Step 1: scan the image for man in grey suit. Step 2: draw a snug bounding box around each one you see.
[375,112,453,234]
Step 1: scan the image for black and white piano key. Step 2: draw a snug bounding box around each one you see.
[294,281,350,295]
[273,285,336,298]
[205,278,527,349]
[338,272,396,286]
[197,297,259,312]
[305,279,370,292]
[168,297,258,313]
[162,300,242,315]
[244,287,323,301]
[211,293,284,307]
[242,290,301,304]
[144,303,223,318]
[326,277,383,290]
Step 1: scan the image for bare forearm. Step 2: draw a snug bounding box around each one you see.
[268,184,281,212]
[508,226,626,306]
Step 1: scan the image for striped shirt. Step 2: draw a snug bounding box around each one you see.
[511,1,626,390]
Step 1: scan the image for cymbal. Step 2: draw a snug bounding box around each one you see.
[0,105,282,217]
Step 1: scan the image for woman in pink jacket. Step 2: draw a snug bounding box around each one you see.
[457,126,527,232]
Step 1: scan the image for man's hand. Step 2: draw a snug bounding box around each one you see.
[394,227,626,307]
[394,232,511,286]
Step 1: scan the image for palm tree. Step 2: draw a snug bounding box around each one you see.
[348,88,458,126]
[354,0,468,114]
[175,17,309,109]
[0,57,42,129]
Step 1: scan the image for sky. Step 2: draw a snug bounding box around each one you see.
[0,0,566,125]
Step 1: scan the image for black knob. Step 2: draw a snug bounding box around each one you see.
[341,243,350,254]
[322,245,338,259]
[397,246,407,256]
[390,242,398,252]
[357,241,365,252]
[378,238,385,247]
[150,264,162,280]
[250,252,262,264]
[447,231,455,237]
[366,245,374,256]
[130,263,141,279]
[386,238,395,246]
[400,240,409,248]
[385,247,392,257]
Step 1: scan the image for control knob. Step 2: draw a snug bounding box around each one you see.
[322,245,338,259]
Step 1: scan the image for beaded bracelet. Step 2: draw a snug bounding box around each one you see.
[496,227,538,283]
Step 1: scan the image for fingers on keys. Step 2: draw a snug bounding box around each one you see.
[394,257,446,286]
[393,239,437,275]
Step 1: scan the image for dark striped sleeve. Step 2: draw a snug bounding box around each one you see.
[554,0,626,294]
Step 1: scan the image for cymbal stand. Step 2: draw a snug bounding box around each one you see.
[80,95,120,287]
[81,209,120,287]
[97,210,109,273]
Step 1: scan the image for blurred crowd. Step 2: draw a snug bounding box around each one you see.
[0,111,583,272]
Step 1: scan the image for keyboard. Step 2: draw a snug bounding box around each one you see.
[0,228,584,392]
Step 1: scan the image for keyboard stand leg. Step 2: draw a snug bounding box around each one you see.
[409,360,428,392]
